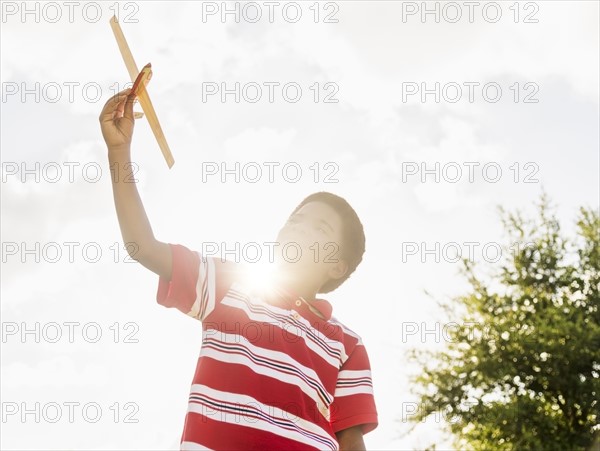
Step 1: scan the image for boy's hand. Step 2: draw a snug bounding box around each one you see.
[99,88,136,151]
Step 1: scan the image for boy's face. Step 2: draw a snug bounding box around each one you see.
[274,201,348,288]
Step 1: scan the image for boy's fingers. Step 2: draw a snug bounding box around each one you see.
[99,94,126,122]
[123,94,135,121]
[99,89,132,122]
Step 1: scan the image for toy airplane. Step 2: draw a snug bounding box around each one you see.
[130,62,152,100]
[109,15,175,168]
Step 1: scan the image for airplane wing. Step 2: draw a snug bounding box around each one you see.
[109,15,175,168]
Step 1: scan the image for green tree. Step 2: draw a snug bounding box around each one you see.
[408,195,600,450]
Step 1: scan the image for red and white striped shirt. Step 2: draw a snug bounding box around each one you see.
[156,243,378,450]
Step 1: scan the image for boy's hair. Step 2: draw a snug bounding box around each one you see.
[289,191,366,293]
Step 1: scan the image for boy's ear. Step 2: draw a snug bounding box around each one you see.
[328,259,348,281]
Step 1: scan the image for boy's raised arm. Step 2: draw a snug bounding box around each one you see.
[99,88,172,280]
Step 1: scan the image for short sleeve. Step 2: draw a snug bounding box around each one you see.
[156,243,218,322]
[329,341,379,435]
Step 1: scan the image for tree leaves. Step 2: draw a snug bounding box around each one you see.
[409,196,600,450]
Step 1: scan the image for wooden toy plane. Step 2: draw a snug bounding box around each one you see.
[130,62,152,99]
[109,15,175,168]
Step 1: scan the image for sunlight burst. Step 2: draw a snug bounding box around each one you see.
[239,260,281,299]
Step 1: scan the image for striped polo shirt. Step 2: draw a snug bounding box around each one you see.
[156,243,378,450]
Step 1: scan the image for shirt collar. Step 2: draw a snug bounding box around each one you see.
[271,285,333,321]
[310,298,333,321]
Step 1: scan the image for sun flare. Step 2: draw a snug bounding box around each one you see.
[239,260,281,298]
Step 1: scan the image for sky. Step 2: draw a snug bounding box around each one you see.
[1,1,599,449]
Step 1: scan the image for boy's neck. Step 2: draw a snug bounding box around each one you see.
[273,270,320,302]
[268,284,327,320]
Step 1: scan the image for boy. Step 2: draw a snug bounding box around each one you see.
[99,89,378,450]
